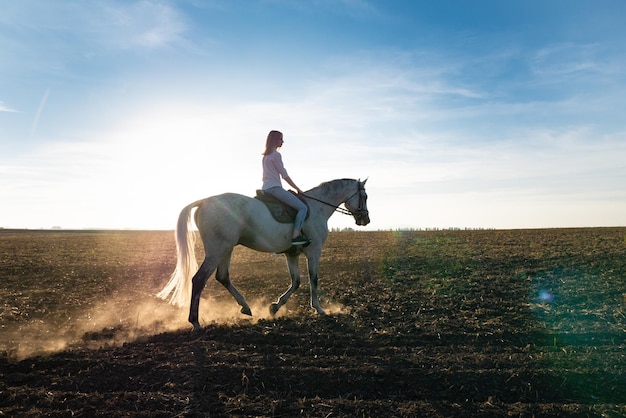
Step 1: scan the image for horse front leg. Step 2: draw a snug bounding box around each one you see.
[306,254,326,315]
[270,254,301,316]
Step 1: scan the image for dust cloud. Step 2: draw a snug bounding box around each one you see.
[2,294,346,361]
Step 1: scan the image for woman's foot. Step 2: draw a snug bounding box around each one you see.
[291,234,311,246]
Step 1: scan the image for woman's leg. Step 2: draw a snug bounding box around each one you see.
[264,187,308,237]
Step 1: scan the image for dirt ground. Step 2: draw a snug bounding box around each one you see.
[1,228,625,417]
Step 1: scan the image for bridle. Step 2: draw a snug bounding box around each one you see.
[300,181,368,221]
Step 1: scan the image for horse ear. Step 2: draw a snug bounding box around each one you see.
[362,177,368,185]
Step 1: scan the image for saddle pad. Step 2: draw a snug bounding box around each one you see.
[255,190,310,224]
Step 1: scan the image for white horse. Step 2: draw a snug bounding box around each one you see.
[157,178,369,330]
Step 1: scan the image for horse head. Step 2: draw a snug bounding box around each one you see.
[345,178,370,226]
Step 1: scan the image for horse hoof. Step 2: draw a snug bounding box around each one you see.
[191,322,202,332]
[241,307,252,316]
[269,303,280,316]
[315,307,326,315]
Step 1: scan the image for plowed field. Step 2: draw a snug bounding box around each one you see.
[1,228,625,417]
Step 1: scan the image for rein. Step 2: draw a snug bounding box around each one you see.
[300,181,367,218]
[299,192,355,216]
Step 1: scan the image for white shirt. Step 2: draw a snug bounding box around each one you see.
[262,150,289,190]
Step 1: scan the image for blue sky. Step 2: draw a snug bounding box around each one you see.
[1,0,625,230]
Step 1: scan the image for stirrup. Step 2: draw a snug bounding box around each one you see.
[291,235,311,246]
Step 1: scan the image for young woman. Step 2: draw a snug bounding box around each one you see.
[261,130,310,246]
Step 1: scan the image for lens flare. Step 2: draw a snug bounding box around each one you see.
[538,290,554,303]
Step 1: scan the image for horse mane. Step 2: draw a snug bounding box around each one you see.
[313,178,355,193]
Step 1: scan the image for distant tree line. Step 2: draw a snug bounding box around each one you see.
[329,227,496,232]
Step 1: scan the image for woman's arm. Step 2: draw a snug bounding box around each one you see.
[284,176,303,193]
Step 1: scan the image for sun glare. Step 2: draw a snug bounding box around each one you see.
[86,104,269,229]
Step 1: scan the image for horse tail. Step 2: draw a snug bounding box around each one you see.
[156,200,202,307]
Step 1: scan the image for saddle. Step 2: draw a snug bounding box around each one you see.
[255,190,310,224]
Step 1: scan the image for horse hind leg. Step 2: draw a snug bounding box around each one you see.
[216,252,252,316]
[270,254,301,316]
[189,259,217,331]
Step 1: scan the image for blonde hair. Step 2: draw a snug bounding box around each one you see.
[262,130,283,155]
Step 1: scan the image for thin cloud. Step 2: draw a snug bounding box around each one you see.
[1,1,188,51]
[30,89,50,138]
[276,0,381,18]
[531,43,603,77]
[103,1,188,49]
[0,102,17,112]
